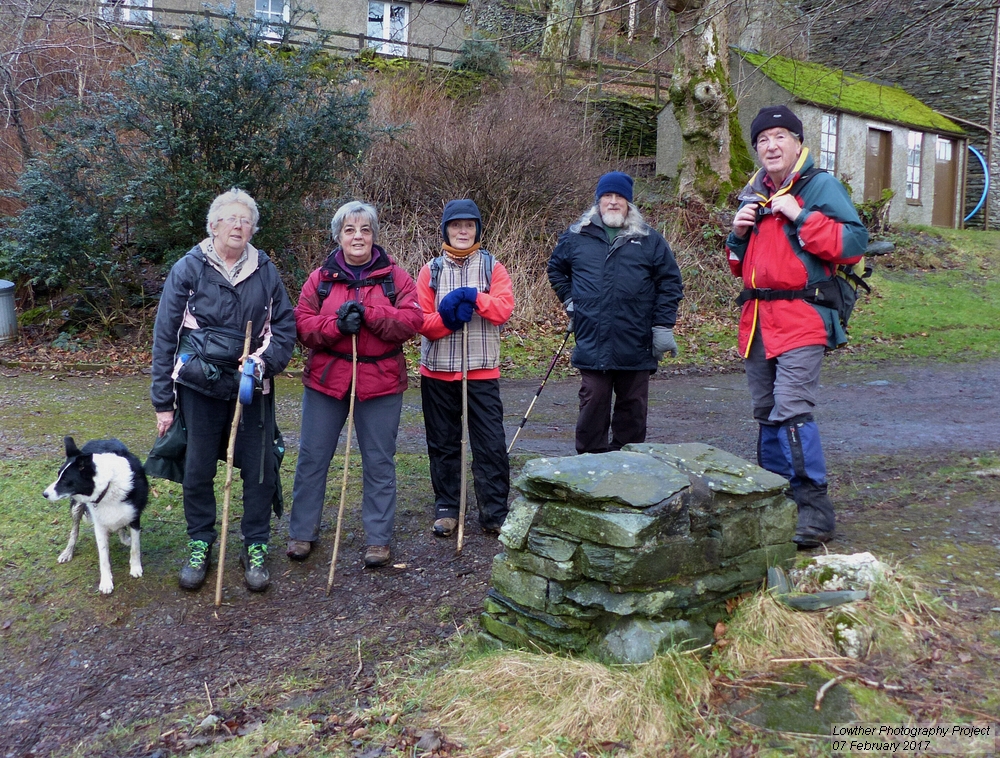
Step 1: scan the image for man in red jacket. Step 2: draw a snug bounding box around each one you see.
[726,105,868,548]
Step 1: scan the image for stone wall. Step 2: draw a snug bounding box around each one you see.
[482,444,797,663]
[807,0,994,226]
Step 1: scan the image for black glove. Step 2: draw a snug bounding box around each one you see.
[336,300,365,335]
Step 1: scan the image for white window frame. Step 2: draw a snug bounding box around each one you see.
[255,0,290,39]
[936,136,953,162]
[100,0,152,24]
[906,131,923,202]
[368,1,409,57]
[819,112,838,172]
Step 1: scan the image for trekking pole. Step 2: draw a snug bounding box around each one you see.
[456,322,469,556]
[215,321,253,607]
[506,324,572,454]
[327,333,358,594]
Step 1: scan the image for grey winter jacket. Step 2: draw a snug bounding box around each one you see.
[548,207,683,371]
[151,244,296,411]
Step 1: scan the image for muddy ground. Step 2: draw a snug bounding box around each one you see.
[2,358,1000,756]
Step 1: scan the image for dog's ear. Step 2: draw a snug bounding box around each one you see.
[64,436,80,457]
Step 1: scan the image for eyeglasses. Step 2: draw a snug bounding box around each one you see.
[219,216,254,227]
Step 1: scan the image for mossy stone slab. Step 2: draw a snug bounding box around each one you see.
[514,451,689,508]
[498,496,543,551]
[626,442,788,495]
[601,618,715,663]
[537,504,659,548]
[526,529,579,562]
[565,581,679,616]
[504,548,578,581]
[490,553,550,611]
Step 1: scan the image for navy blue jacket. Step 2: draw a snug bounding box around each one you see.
[548,209,683,371]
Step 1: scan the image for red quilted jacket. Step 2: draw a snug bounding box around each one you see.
[296,246,422,401]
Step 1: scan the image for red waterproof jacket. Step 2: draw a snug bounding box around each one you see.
[725,150,867,358]
[296,245,422,401]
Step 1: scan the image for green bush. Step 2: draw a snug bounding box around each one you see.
[0,10,371,322]
[452,38,509,79]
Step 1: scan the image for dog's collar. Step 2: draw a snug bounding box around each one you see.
[92,482,112,504]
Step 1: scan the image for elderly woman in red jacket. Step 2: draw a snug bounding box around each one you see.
[286,201,422,568]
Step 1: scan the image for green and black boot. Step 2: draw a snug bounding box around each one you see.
[179,539,212,590]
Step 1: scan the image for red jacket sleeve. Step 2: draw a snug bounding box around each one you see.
[363,266,423,343]
[295,270,347,350]
[475,262,514,326]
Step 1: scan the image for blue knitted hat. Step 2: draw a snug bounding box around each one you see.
[440,199,482,244]
[594,171,634,203]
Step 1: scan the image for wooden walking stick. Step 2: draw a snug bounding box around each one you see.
[327,332,358,594]
[215,321,253,607]
[456,322,469,555]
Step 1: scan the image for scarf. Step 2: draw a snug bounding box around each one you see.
[442,241,481,262]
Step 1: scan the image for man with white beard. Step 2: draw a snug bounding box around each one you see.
[548,171,684,454]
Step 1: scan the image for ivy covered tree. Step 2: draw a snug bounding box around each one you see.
[1,10,370,316]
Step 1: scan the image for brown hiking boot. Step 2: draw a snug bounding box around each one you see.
[433,517,458,538]
[286,539,312,561]
[364,545,391,568]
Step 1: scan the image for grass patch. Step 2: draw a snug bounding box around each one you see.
[419,648,713,755]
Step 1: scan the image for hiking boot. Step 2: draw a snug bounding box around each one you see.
[179,539,211,591]
[363,544,391,568]
[481,522,504,535]
[433,517,458,538]
[286,539,312,561]
[793,529,835,549]
[241,543,270,592]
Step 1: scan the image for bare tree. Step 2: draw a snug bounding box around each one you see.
[0,0,134,200]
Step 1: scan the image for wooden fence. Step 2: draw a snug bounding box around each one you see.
[85,4,671,103]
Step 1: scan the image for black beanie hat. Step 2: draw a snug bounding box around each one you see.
[750,105,804,148]
[440,199,482,244]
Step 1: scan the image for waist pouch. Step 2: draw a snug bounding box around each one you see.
[736,278,854,327]
[182,326,248,368]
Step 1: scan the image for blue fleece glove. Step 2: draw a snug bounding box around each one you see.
[438,287,478,331]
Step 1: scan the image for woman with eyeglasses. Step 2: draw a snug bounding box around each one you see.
[285,201,422,569]
[150,187,297,593]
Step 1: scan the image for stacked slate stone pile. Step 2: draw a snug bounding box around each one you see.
[482,443,797,663]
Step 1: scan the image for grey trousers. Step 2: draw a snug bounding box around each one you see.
[744,334,825,424]
[289,387,403,546]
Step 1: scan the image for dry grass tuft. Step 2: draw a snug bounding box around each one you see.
[424,649,711,756]
[719,593,838,671]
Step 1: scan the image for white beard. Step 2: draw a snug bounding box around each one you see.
[600,209,626,228]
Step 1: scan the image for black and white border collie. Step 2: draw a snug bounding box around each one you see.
[43,437,149,594]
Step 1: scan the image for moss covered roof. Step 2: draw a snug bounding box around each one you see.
[736,49,964,136]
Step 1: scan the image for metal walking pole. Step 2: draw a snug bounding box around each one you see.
[327,333,358,594]
[456,322,469,555]
[214,321,253,607]
[506,324,572,454]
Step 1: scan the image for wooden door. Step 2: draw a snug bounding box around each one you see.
[933,137,957,227]
[864,128,892,201]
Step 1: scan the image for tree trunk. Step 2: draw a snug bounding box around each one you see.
[541,0,578,74]
[627,0,638,43]
[578,0,595,61]
[653,0,665,42]
[667,0,740,203]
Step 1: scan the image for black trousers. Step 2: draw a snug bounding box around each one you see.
[178,384,276,546]
[576,369,651,454]
[421,376,510,527]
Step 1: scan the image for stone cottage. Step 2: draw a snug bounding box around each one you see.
[657,49,967,228]
[806,0,997,228]
[93,0,466,62]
